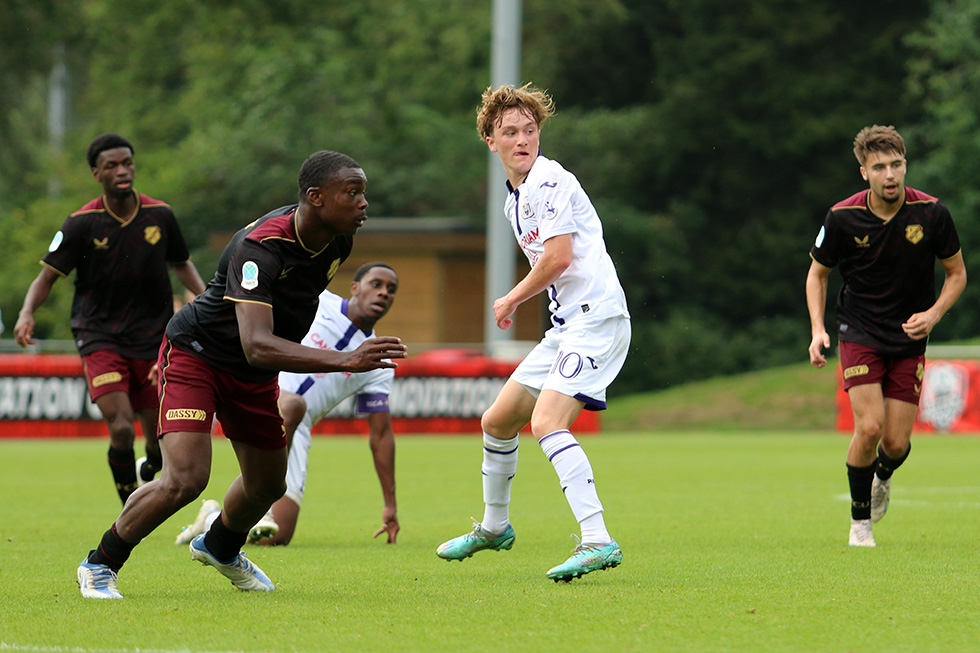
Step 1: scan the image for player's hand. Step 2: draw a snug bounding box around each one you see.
[346,337,406,372]
[13,313,36,348]
[373,507,399,543]
[808,331,830,367]
[903,310,939,341]
[147,363,160,387]
[493,296,516,330]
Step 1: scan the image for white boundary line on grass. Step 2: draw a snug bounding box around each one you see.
[1,644,240,653]
[834,486,980,508]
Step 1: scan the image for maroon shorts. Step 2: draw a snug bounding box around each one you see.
[839,340,924,405]
[157,338,285,450]
[81,349,158,410]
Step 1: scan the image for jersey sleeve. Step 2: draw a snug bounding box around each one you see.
[163,209,192,263]
[223,237,282,307]
[533,172,579,242]
[40,214,86,276]
[932,201,961,260]
[809,209,840,268]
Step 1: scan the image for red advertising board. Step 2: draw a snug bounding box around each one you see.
[836,359,980,433]
[0,349,599,438]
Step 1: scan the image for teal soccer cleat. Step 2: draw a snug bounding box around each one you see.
[436,521,516,561]
[546,538,622,582]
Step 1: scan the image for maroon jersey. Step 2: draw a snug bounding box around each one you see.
[810,187,961,356]
[167,205,353,382]
[42,192,191,358]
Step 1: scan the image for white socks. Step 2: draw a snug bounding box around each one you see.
[481,432,519,534]
[538,429,611,545]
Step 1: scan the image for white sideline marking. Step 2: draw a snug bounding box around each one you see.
[834,487,980,508]
[1,644,239,653]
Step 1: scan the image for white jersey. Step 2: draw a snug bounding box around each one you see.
[278,290,393,423]
[503,155,630,327]
[278,290,393,505]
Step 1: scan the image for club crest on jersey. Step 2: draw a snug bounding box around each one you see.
[144,225,161,245]
[906,224,924,245]
[521,197,534,220]
[242,260,259,290]
[93,237,109,250]
[853,235,870,248]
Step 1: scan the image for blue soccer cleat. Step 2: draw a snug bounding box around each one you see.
[436,521,516,561]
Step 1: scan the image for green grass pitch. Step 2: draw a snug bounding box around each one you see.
[2,432,979,652]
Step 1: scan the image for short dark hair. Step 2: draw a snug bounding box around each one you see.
[853,125,905,166]
[87,133,134,169]
[353,261,396,282]
[297,150,361,201]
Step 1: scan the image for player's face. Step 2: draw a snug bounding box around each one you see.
[486,107,540,185]
[92,147,135,199]
[860,150,906,205]
[352,267,399,323]
[312,167,369,235]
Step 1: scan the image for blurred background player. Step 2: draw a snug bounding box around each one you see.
[175,261,401,546]
[807,125,966,547]
[437,84,631,582]
[14,133,206,505]
[75,150,406,599]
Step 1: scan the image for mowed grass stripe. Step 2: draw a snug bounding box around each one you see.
[2,433,979,652]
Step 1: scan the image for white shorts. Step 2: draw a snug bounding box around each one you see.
[510,314,630,410]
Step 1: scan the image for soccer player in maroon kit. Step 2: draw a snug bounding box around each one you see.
[13,133,206,505]
[75,150,406,599]
[806,125,967,547]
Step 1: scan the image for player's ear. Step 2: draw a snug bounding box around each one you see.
[486,136,498,153]
[350,280,359,296]
[859,166,868,181]
[305,186,324,207]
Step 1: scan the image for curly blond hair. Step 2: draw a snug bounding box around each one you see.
[476,83,556,140]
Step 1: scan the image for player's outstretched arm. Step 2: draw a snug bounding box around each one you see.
[236,301,406,373]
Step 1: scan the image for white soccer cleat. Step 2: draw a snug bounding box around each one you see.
[870,476,891,523]
[77,552,123,599]
[247,509,280,545]
[175,499,221,546]
[848,519,876,547]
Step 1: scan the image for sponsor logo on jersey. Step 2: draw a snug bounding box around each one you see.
[91,372,123,387]
[519,228,539,249]
[144,225,161,245]
[853,235,870,248]
[544,201,557,219]
[843,365,869,379]
[166,408,207,421]
[93,237,109,250]
[48,231,64,252]
[905,224,924,245]
[242,260,259,290]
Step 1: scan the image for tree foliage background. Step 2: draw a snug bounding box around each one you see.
[2,0,977,395]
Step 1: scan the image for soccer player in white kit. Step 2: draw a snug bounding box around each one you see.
[436,84,631,581]
[175,262,400,546]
